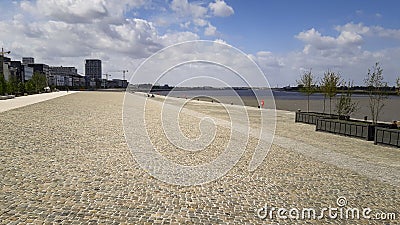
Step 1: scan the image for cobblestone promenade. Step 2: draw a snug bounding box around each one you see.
[0,92,398,224]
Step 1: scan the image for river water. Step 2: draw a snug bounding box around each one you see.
[151,89,400,122]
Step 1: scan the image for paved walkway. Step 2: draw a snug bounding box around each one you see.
[149,94,400,187]
[0,91,77,113]
[0,92,398,224]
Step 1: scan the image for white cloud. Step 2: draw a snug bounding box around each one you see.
[209,0,234,17]
[254,24,400,86]
[295,27,364,58]
[20,0,149,24]
[159,31,199,46]
[1,1,208,77]
[204,23,217,36]
[296,28,338,50]
[180,21,191,29]
[371,26,400,39]
[170,0,208,19]
[335,23,370,35]
[336,22,400,40]
[1,0,239,83]
[214,39,227,45]
[21,0,109,23]
[250,51,285,69]
[165,0,233,35]
[193,18,208,27]
[296,27,363,50]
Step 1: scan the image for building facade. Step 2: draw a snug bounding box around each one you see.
[22,57,34,65]
[85,59,102,80]
[1,56,35,83]
[22,65,33,81]
[0,56,11,78]
[49,66,85,87]
[28,63,50,77]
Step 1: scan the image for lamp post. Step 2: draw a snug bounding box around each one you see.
[103,73,111,89]
[1,47,11,75]
[122,70,128,80]
[1,47,11,95]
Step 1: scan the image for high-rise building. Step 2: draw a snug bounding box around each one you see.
[85,59,102,80]
[22,57,34,65]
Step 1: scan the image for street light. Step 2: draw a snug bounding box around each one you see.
[103,73,111,89]
[1,47,11,76]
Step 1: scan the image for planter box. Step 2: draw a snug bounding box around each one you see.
[374,127,400,148]
[295,111,338,125]
[316,118,389,141]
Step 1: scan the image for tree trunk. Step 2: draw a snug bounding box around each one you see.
[307,95,310,112]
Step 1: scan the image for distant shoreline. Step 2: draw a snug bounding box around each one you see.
[130,85,400,96]
[142,89,400,123]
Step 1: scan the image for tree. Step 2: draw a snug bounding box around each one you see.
[0,72,6,95]
[364,62,388,124]
[30,72,47,93]
[321,70,341,114]
[25,81,34,94]
[335,81,358,119]
[396,77,400,95]
[17,82,25,95]
[296,69,317,112]
[6,74,18,95]
[320,73,329,113]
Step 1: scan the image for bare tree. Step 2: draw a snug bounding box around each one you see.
[320,72,330,113]
[297,69,317,112]
[336,81,359,119]
[364,62,388,124]
[321,70,341,114]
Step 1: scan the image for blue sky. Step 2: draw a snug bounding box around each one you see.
[219,1,382,50]
[0,0,399,86]
[217,1,400,52]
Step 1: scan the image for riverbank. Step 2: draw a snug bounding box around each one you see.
[162,91,400,122]
[274,97,400,122]
[0,91,398,224]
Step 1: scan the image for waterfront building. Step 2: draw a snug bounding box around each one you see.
[85,59,102,80]
[22,65,33,81]
[50,66,85,87]
[22,57,34,65]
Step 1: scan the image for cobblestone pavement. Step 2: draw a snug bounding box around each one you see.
[0,92,399,224]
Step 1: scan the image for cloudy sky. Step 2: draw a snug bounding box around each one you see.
[1,0,400,86]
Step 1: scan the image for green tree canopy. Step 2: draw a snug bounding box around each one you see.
[29,72,47,93]
[0,72,6,96]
